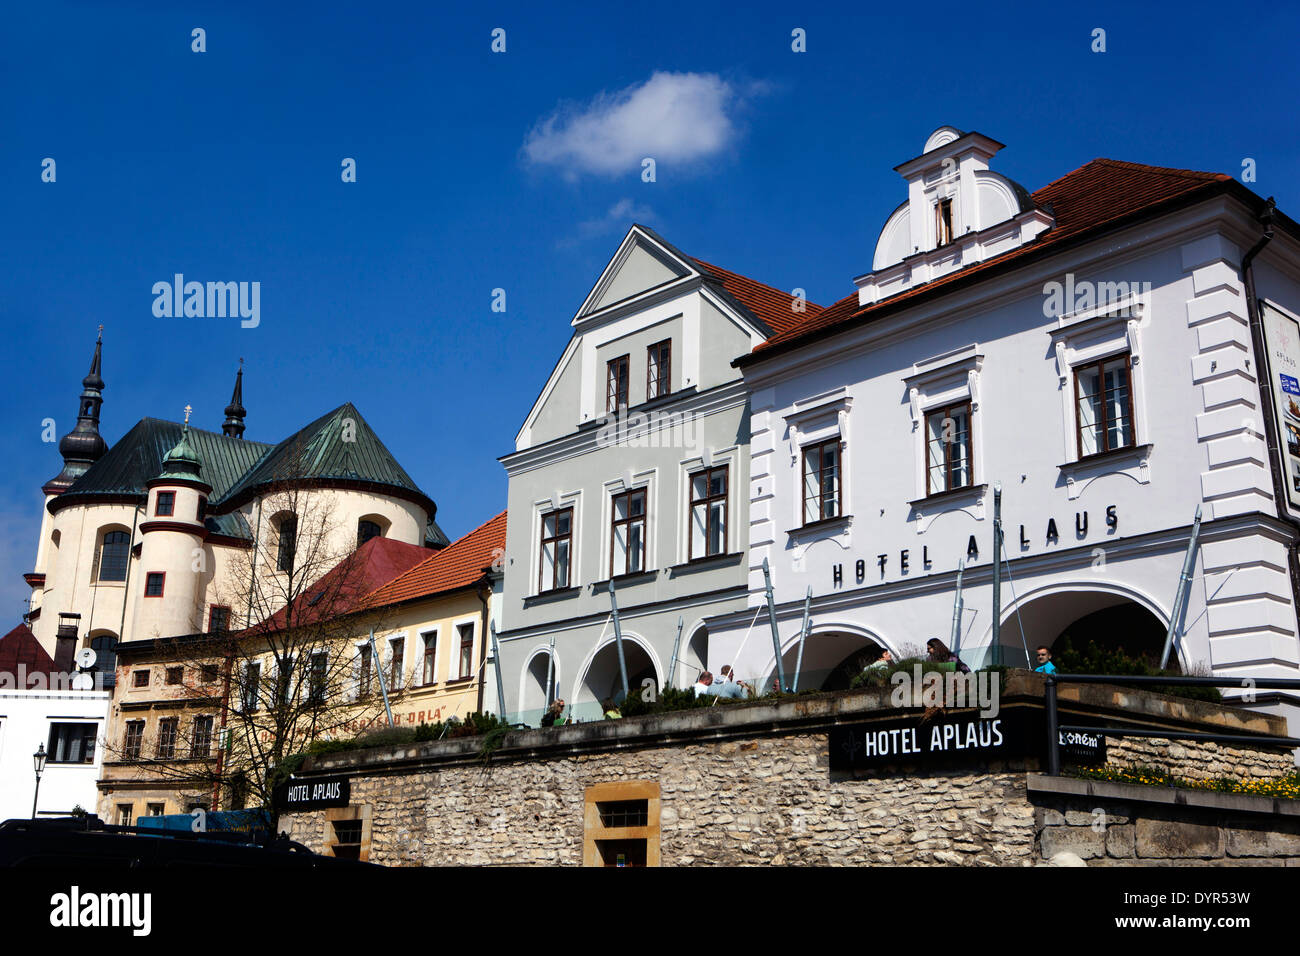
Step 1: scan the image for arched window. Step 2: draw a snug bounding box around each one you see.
[96,530,131,582]
[357,520,383,547]
[89,633,118,689]
[276,514,297,572]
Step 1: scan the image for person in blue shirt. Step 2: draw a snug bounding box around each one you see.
[1034,646,1057,674]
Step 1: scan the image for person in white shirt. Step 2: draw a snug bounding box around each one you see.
[692,671,714,696]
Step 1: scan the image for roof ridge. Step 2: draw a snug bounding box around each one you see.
[691,256,826,313]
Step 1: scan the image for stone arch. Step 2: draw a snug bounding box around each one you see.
[978,580,1175,671]
[571,632,661,719]
[761,621,895,692]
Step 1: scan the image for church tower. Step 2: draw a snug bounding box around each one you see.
[43,327,108,496]
[222,359,246,438]
[132,407,212,640]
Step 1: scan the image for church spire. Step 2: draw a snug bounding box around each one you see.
[222,358,246,439]
[44,326,109,496]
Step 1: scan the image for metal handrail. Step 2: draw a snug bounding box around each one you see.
[1044,672,1300,775]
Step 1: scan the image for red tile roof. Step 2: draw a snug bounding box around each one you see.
[0,623,58,684]
[748,159,1237,358]
[363,511,507,609]
[251,535,436,633]
[692,257,824,336]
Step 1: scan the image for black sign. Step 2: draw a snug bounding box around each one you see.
[829,708,1105,770]
[276,775,350,812]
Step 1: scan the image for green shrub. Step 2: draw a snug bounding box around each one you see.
[1053,635,1221,702]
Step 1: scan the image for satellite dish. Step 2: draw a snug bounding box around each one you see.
[76,648,97,669]
[71,673,94,691]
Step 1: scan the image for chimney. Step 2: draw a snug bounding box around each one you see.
[54,614,79,674]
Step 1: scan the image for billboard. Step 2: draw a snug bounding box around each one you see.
[1261,301,1300,513]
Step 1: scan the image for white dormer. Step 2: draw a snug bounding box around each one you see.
[856,127,1054,305]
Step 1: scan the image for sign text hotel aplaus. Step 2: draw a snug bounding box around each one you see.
[277,775,351,812]
[829,505,1119,588]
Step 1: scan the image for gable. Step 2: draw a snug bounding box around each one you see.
[578,229,695,320]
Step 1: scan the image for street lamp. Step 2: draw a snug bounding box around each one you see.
[32,743,47,819]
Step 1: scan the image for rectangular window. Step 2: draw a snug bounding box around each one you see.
[277,515,297,573]
[47,723,97,764]
[647,340,671,400]
[309,652,327,704]
[156,718,178,760]
[144,572,165,597]
[274,661,293,706]
[147,803,165,817]
[1075,354,1134,458]
[132,669,150,688]
[583,781,660,868]
[802,439,842,524]
[165,666,183,686]
[197,496,207,521]
[155,491,175,517]
[116,804,133,827]
[357,645,371,700]
[200,663,219,683]
[925,402,973,495]
[457,624,474,680]
[689,466,728,560]
[607,355,629,412]
[331,820,364,861]
[389,637,404,691]
[191,715,213,758]
[421,631,437,686]
[935,198,954,247]
[610,489,646,576]
[123,720,144,760]
[242,662,260,713]
[539,508,573,592]
[208,605,230,633]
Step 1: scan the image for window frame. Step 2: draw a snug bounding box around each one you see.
[123,720,145,761]
[609,488,647,578]
[207,604,231,633]
[357,644,372,700]
[421,630,438,686]
[144,572,166,598]
[802,438,843,525]
[935,197,954,247]
[155,491,175,517]
[388,636,405,692]
[155,717,178,760]
[924,400,974,497]
[688,466,728,560]
[308,651,328,705]
[538,507,574,593]
[357,519,383,548]
[646,339,671,401]
[606,354,630,413]
[132,669,150,689]
[276,514,297,573]
[191,715,213,758]
[456,624,474,681]
[165,666,183,686]
[1073,352,1136,460]
[46,722,98,765]
[96,529,131,583]
[242,662,261,713]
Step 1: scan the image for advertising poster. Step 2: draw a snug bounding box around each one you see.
[1261,301,1300,512]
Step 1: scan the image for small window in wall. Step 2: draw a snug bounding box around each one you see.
[610,489,646,577]
[357,519,383,547]
[191,715,213,758]
[132,669,150,688]
[147,803,165,817]
[389,637,405,691]
[156,718,178,759]
[116,804,133,827]
[456,624,474,680]
[583,781,660,867]
[165,666,183,686]
[144,572,165,597]
[242,662,261,713]
[123,720,144,760]
[935,197,954,247]
[208,605,230,633]
[276,514,298,572]
[200,663,219,683]
[539,508,573,593]
[197,496,208,522]
[647,340,671,400]
[326,806,372,862]
[309,652,328,704]
[47,723,97,764]
[421,631,437,686]
[357,645,372,700]
[689,466,728,560]
[155,491,175,517]
[607,355,629,412]
[802,439,841,524]
[1075,353,1135,457]
[925,401,972,495]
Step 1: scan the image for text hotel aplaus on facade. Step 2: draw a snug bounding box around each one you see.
[489,126,1300,739]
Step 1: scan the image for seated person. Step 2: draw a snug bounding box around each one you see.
[692,671,714,696]
[1034,646,1057,674]
[925,638,970,674]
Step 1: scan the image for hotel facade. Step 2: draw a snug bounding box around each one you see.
[701,128,1300,735]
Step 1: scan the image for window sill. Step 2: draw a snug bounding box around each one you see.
[1059,443,1151,475]
[786,515,852,538]
[592,569,658,590]
[444,676,475,687]
[524,586,581,608]
[908,482,988,509]
[668,552,744,577]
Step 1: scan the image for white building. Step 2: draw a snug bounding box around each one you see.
[706,127,1300,733]
[0,624,110,821]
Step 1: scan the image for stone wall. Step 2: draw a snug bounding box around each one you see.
[1030,775,1300,866]
[282,681,1298,866]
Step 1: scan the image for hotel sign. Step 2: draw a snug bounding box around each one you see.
[276,775,351,812]
[828,708,1105,770]
[1261,301,1300,512]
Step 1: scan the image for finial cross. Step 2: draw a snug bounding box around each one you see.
[183,404,193,425]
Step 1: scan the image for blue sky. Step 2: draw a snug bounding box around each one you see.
[2,0,1298,622]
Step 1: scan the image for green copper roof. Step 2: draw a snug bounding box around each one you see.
[157,423,204,481]
[211,403,435,513]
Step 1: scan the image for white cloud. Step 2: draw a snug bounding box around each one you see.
[524,72,755,177]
